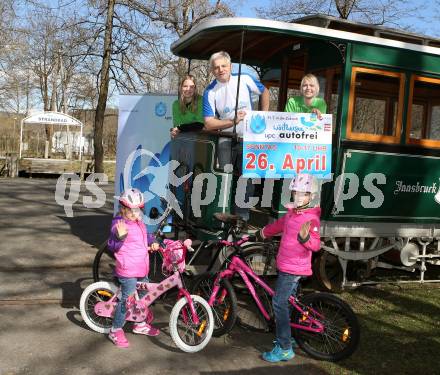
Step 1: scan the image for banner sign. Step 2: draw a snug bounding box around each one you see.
[116,94,176,232]
[24,111,82,126]
[243,111,332,178]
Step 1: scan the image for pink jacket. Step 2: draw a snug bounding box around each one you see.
[107,216,150,278]
[262,207,321,276]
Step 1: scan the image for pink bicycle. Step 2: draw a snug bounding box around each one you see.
[192,213,360,361]
[80,239,214,353]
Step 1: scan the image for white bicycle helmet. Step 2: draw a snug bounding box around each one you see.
[118,188,145,208]
[289,173,318,194]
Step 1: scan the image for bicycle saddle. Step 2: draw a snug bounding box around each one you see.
[213,212,242,225]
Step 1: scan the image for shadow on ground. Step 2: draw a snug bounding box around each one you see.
[59,214,113,247]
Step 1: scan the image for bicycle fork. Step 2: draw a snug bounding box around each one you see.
[177,287,209,337]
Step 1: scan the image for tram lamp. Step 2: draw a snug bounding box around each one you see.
[435,188,440,204]
[292,43,301,51]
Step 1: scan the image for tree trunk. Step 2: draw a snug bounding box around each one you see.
[94,0,115,173]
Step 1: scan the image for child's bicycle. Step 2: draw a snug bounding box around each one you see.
[192,213,360,361]
[79,238,214,353]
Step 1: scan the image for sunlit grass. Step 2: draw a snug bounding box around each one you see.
[317,284,440,375]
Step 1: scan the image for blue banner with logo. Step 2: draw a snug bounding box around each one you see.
[243,111,332,178]
[116,94,176,231]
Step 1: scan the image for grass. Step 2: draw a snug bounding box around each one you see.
[316,283,440,375]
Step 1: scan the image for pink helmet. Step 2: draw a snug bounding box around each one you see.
[118,188,145,208]
[289,173,318,193]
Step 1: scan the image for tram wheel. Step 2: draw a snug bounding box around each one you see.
[313,251,343,293]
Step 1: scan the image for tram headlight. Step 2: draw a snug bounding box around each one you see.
[435,188,440,204]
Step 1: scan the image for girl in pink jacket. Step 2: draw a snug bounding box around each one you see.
[258,174,321,362]
[107,188,160,348]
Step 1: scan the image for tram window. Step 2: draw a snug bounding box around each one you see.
[347,67,404,143]
[287,88,301,98]
[407,76,440,146]
[409,103,424,139]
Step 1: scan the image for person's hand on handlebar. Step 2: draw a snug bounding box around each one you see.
[149,242,160,252]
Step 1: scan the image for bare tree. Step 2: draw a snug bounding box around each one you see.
[88,0,235,172]
[2,0,236,169]
[256,0,422,28]
[94,0,115,173]
[123,0,234,81]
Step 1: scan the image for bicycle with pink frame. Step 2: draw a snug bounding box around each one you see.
[193,213,360,361]
[79,238,214,353]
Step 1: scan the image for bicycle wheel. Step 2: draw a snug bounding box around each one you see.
[92,243,115,282]
[292,292,360,361]
[236,281,273,333]
[79,281,118,334]
[169,294,214,353]
[231,244,277,292]
[242,244,277,277]
[192,273,238,337]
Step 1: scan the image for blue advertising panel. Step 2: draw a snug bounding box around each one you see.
[116,94,176,232]
[243,111,332,178]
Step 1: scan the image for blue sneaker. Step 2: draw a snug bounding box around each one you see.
[262,343,295,362]
[273,338,298,349]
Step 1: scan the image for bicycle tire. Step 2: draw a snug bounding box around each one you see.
[242,244,278,277]
[292,292,360,361]
[169,294,214,353]
[192,273,238,337]
[232,244,277,294]
[92,243,115,282]
[79,281,118,333]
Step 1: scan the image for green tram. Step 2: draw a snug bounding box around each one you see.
[170,15,440,290]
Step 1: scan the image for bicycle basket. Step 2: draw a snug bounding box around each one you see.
[161,239,190,273]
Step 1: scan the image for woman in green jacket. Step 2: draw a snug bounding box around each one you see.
[284,73,327,118]
[170,75,204,138]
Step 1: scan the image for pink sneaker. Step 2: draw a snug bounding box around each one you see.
[133,322,160,336]
[108,328,130,348]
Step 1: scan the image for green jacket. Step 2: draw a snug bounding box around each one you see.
[284,96,327,114]
[172,95,204,128]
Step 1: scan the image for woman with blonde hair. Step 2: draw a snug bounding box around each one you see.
[284,73,327,118]
[170,75,204,137]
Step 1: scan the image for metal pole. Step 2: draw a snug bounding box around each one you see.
[229,29,246,173]
[187,59,192,75]
[232,29,246,139]
[79,125,83,161]
[19,120,23,159]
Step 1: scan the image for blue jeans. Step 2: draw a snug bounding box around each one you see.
[112,275,149,329]
[272,271,302,350]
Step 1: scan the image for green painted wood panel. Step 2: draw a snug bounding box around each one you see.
[330,149,440,223]
[351,44,440,75]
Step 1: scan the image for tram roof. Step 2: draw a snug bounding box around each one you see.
[171,15,440,64]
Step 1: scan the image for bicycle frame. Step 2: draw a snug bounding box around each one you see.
[209,240,324,334]
[94,270,200,325]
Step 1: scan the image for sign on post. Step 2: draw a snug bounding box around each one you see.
[243,111,332,178]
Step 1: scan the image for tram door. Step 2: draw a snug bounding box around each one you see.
[262,40,343,218]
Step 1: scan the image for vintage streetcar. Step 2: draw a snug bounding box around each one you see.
[169,15,440,291]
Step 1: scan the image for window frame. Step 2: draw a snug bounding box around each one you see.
[406,75,440,148]
[346,67,405,144]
